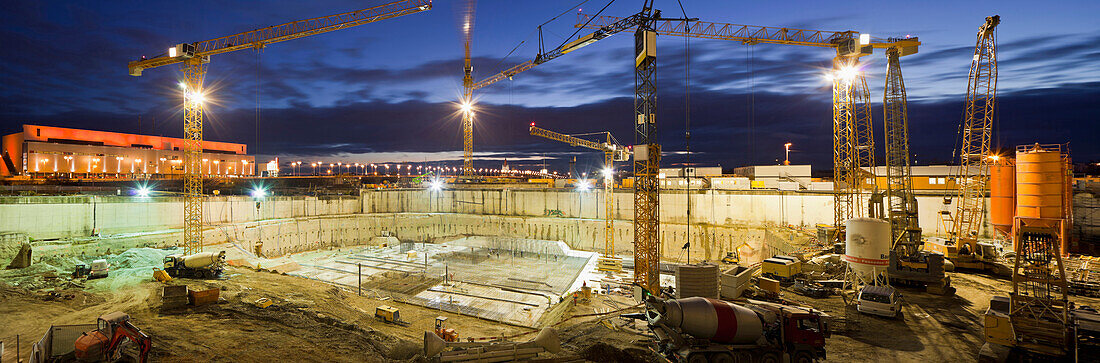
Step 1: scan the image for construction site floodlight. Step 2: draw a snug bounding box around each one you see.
[250,187,267,199]
[576,179,593,192]
[836,65,859,83]
[178,81,187,90]
[168,46,177,58]
[189,91,205,105]
[859,33,871,45]
[135,186,152,198]
[601,167,614,178]
[428,178,444,192]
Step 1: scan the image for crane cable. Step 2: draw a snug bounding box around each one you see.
[485,0,593,78]
[750,46,757,164]
[677,0,692,264]
[256,48,263,157]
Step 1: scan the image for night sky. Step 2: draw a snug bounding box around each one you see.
[2,0,1097,175]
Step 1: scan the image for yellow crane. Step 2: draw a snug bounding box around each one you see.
[530,124,629,272]
[459,0,476,177]
[926,16,1001,271]
[128,0,431,255]
[575,14,921,244]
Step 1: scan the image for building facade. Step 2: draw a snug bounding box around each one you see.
[1,125,254,179]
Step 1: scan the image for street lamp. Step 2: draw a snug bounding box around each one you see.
[784,142,792,165]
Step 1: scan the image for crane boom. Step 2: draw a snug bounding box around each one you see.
[129,0,431,256]
[951,15,999,239]
[530,126,611,152]
[576,13,857,48]
[128,0,431,76]
[471,12,651,90]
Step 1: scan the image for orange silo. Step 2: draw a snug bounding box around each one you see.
[1016,145,1064,220]
[989,159,1015,240]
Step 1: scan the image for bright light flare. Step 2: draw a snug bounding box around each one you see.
[459,101,474,114]
[576,179,593,192]
[134,186,152,198]
[428,178,444,191]
[601,167,614,178]
[827,65,860,83]
[250,187,267,199]
[188,91,206,104]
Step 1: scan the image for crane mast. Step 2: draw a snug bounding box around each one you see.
[129,0,431,255]
[882,47,919,255]
[460,0,476,177]
[530,125,628,272]
[950,15,999,242]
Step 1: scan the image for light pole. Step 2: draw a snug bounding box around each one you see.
[784,142,792,165]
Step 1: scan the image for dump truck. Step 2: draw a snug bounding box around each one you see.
[163,251,225,279]
[627,286,828,363]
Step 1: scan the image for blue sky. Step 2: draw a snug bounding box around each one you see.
[1,0,1098,173]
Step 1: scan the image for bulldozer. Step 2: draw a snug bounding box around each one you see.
[74,312,151,362]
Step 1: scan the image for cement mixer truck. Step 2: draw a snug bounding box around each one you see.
[163,251,225,279]
[627,286,828,363]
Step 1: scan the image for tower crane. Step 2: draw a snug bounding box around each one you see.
[575,15,921,245]
[459,0,476,177]
[128,0,431,255]
[467,1,692,292]
[926,15,1001,271]
[530,124,630,272]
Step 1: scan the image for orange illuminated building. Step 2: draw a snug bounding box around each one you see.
[1,125,254,179]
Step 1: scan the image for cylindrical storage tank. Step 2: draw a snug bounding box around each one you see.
[659,297,763,344]
[990,162,1016,237]
[843,218,891,277]
[182,251,226,268]
[1016,146,1063,219]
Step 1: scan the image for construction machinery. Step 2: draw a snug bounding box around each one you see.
[127,0,431,256]
[627,285,828,362]
[65,312,150,363]
[375,305,410,326]
[529,124,629,272]
[434,316,458,342]
[926,15,1002,273]
[873,39,953,293]
[469,1,693,292]
[981,143,1096,361]
[163,250,226,279]
[576,15,922,247]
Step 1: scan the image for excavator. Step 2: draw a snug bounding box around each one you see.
[73,312,151,362]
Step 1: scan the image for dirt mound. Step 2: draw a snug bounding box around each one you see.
[579,342,653,363]
[183,295,420,361]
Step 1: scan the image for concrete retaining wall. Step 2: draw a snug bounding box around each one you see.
[362,189,994,238]
[0,196,361,240]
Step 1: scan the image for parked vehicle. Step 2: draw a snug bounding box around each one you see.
[856,285,902,318]
[88,259,109,279]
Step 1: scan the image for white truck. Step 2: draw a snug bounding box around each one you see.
[163,251,225,279]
